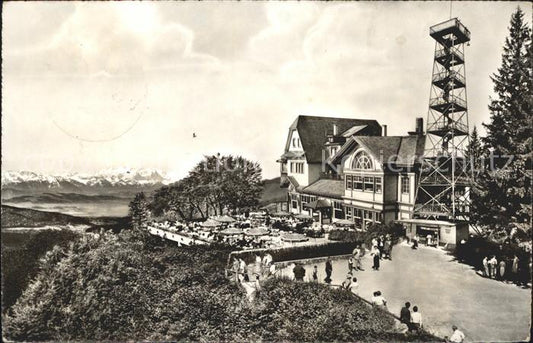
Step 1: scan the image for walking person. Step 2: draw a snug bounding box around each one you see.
[288,262,296,281]
[325,257,333,284]
[232,257,240,283]
[412,235,419,249]
[384,235,392,260]
[238,258,248,282]
[371,237,378,249]
[498,258,507,281]
[311,265,319,282]
[400,302,412,330]
[489,255,498,279]
[371,246,381,270]
[377,236,384,257]
[348,256,354,273]
[410,306,422,332]
[353,245,364,271]
[253,255,263,280]
[482,256,490,277]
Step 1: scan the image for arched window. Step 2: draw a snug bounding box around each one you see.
[352,151,373,170]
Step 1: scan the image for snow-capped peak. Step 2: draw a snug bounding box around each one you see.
[1,168,173,188]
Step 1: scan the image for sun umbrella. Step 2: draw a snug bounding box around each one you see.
[246,227,270,236]
[201,218,221,228]
[219,227,244,235]
[281,233,309,242]
[214,215,236,223]
[296,214,313,220]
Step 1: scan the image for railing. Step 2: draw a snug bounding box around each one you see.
[427,120,468,134]
[430,18,471,40]
[414,203,450,215]
[148,226,209,245]
[429,95,467,109]
[435,46,464,61]
[432,70,465,86]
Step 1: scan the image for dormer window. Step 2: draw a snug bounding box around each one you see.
[292,137,301,148]
[352,151,373,170]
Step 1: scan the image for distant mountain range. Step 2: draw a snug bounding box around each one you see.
[1,169,176,199]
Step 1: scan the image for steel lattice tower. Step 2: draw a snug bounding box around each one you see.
[414,18,471,222]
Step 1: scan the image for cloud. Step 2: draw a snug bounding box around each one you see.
[3,2,220,76]
[2,1,532,179]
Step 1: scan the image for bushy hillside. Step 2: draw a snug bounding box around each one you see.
[3,234,439,342]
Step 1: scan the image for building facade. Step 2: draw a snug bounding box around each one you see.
[278,115,425,230]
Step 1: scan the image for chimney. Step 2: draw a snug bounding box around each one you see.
[333,123,338,136]
[416,117,424,134]
[382,125,388,137]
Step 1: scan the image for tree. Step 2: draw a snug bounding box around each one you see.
[465,126,486,227]
[151,154,263,220]
[479,7,532,233]
[129,192,150,231]
[465,126,484,175]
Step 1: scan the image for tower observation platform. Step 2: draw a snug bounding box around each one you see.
[414,18,472,222]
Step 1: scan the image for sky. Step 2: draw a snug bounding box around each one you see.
[2,1,531,180]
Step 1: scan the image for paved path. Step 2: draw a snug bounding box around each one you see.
[279,242,531,342]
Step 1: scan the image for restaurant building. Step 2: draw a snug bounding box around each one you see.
[278,115,426,230]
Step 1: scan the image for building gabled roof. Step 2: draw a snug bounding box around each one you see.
[341,125,368,137]
[283,115,381,163]
[301,179,345,199]
[330,135,426,168]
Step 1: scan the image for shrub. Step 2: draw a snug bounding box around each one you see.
[1,229,81,312]
[328,229,364,242]
[365,222,405,246]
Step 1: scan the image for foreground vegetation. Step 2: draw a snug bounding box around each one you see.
[3,230,438,342]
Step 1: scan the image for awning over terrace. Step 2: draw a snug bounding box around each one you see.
[304,199,331,210]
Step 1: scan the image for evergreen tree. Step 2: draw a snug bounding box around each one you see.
[465,126,485,228]
[465,126,484,175]
[480,7,532,233]
[129,192,150,232]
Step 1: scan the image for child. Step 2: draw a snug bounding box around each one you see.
[312,265,318,282]
[348,256,354,273]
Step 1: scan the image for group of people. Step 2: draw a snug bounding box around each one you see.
[370,234,393,270]
[231,252,275,284]
[399,302,423,332]
[290,256,334,283]
[371,290,387,308]
[231,252,276,302]
[482,254,526,285]
[400,302,466,342]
